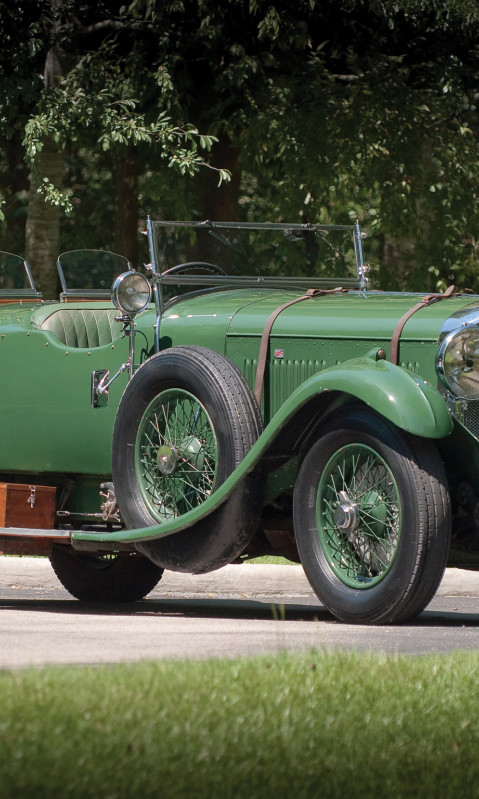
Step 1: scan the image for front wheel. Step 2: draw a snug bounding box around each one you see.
[293,407,451,624]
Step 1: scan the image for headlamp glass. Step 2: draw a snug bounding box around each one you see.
[437,328,479,398]
[112,271,151,315]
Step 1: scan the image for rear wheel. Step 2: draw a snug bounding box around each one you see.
[293,406,451,624]
[49,546,163,602]
[112,346,263,573]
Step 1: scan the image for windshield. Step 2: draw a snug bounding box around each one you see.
[150,220,362,277]
[0,252,38,296]
[57,250,131,298]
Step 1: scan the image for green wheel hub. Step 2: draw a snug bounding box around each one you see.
[317,443,401,588]
[135,389,217,522]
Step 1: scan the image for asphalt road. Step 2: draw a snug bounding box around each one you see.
[1,557,479,668]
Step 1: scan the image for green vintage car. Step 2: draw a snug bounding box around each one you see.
[1,219,478,624]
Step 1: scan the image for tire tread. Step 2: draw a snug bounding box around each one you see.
[293,406,451,625]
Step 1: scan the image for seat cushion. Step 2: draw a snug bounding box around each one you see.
[31,307,123,348]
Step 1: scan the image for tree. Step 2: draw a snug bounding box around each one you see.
[0,1,46,253]
[1,0,478,293]
[123,0,479,289]
[6,0,227,295]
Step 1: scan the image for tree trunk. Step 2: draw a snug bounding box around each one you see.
[25,139,63,298]
[378,139,437,292]
[200,138,241,221]
[0,135,30,256]
[378,234,416,291]
[195,138,242,265]
[25,0,69,298]
[114,149,139,264]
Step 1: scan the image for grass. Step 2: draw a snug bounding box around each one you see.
[245,555,297,565]
[0,650,478,799]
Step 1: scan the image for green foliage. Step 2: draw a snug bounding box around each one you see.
[0,0,478,287]
[22,37,229,216]
[377,0,479,26]
[112,0,479,289]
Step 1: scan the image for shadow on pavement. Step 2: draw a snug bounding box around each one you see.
[1,594,479,626]
[0,595,329,621]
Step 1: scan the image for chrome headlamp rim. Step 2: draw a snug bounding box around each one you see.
[436,324,479,399]
[111,270,151,315]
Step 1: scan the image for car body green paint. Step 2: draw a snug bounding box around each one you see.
[0,276,466,500]
[0,288,460,487]
[0,301,155,474]
[1,227,479,588]
[72,352,451,545]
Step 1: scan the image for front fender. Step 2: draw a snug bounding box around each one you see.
[72,352,451,546]
[293,352,452,439]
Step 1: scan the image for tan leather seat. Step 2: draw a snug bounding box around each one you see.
[31,307,122,348]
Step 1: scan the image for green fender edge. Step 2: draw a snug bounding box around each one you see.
[72,351,452,546]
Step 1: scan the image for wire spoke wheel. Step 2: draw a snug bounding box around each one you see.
[136,389,218,523]
[113,346,263,573]
[318,444,400,588]
[293,406,451,624]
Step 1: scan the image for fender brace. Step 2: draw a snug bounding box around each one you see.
[390,285,457,365]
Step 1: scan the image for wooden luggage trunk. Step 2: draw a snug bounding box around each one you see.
[0,483,56,529]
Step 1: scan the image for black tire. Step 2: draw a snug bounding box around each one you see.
[49,545,163,602]
[293,406,451,624]
[112,346,263,573]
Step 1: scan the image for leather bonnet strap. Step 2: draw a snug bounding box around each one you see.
[389,285,457,365]
[254,287,347,407]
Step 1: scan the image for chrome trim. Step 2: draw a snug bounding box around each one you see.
[111,270,151,315]
[436,309,479,398]
[437,302,479,342]
[353,220,370,292]
[436,328,459,391]
[145,216,368,342]
[147,216,163,349]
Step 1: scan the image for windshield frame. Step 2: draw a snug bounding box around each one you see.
[56,249,132,300]
[146,217,368,319]
[0,251,41,301]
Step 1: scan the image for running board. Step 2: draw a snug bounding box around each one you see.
[0,527,71,539]
[0,527,133,556]
[0,527,71,557]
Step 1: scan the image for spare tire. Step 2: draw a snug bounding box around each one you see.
[112,346,263,572]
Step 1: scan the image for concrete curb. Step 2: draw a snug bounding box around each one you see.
[436,567,479,597]
[1,557,479,598]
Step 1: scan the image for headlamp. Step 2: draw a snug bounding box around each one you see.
[111,271,151,315]
[436,327,479,398]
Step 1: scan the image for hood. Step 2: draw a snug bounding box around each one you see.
[162,288,479,343]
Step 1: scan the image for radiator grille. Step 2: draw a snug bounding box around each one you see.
[461,401,479,440]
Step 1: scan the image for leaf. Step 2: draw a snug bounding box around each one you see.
[217,168,232,186]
